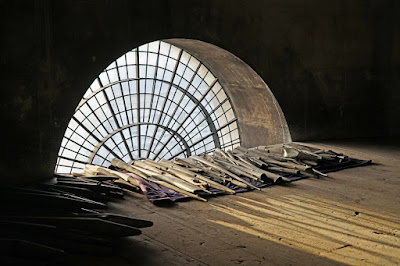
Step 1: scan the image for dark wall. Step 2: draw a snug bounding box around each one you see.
[1,0,399,184]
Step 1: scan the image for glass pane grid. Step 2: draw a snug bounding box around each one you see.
[55,41,240,174]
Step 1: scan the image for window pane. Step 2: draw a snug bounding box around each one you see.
[55,41,239,174]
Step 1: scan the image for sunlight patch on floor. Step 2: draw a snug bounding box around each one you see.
[208,194,400,265]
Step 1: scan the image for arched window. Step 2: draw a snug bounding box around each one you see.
[55,40,240,174]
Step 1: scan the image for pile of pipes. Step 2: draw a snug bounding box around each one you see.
[79,143,350,203]
[0,175,153,264]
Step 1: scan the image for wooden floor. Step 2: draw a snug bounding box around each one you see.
[77,138,400,265]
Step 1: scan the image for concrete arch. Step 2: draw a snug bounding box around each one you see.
[165,39,291,147]
[56,39,291,174]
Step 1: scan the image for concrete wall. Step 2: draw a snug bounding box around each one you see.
[1,0,399,184]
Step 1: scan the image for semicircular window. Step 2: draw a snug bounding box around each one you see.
[55,40,240,174]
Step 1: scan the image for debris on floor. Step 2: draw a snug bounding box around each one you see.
[0,143,372,264]
[77,143,372,204]
[0,176,153,264]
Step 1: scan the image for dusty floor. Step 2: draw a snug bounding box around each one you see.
[79,138,400,265]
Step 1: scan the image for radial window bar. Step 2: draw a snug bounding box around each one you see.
[55,40,240,174]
